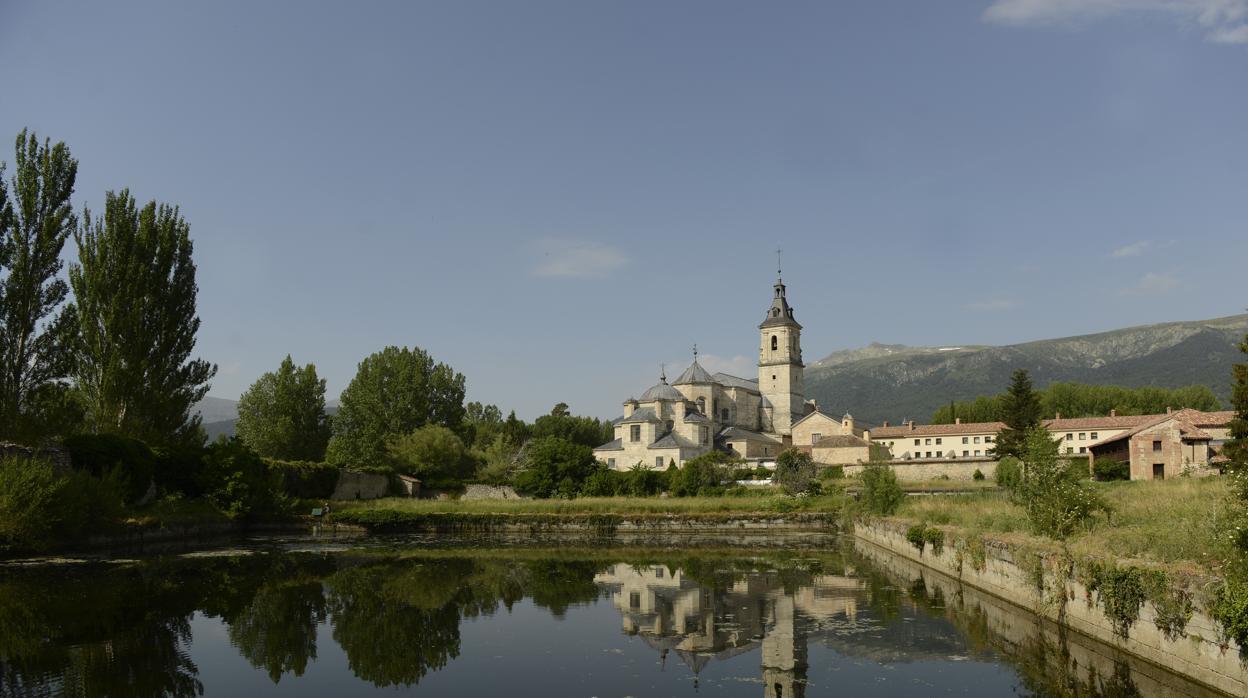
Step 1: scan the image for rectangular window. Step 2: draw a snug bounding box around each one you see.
[973,436,981,444]
[925,438,931,445]
[630,592,641,608]
[1066,433,1073,441]
[811,433,821,445]
[656,456,664,469]
[654,567,664,578]
[1153,440,1162,453]
[985,435,994,443]
[935,438,943,445]
[975,449,982,457]
[630,425,640,442]
[1079,433,1086,440]
[926,451,932,458]
[607,458,616,468]
[1090,432,1098,440]
[962,450,969,457]
[962,437,969,444]
[1079,447,1086,454]
[914,439,921,446]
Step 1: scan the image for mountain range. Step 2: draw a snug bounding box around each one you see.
[194,314,1248,438]
[804,314,1248,426]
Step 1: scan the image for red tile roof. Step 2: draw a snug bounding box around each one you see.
[870,421,1005,438]
[870,410,1232,441]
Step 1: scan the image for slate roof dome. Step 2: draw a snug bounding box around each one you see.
[673,359,714,386]
[640,374,683,402]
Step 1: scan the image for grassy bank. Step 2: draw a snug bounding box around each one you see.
[888,476,1235,571]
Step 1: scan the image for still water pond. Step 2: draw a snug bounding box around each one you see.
[0,535,1224,697]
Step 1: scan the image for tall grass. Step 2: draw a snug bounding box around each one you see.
[892,476,1235,568]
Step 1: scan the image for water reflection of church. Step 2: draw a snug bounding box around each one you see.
[594,564,867,697]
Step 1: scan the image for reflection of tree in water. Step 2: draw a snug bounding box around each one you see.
[227,581,326,683]
[0,564,204,698]
[1012,631,1142,698]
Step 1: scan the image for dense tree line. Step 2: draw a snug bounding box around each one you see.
[0,130,215,447]
[931,381,1223,425]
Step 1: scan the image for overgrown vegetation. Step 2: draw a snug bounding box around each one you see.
[860,462,903,515]
[773,448,817,495]
[1012,428,1110,539]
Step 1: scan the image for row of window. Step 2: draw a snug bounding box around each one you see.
[1064,432,1099,441]
[907,450,988,459]
[903,435,995,447]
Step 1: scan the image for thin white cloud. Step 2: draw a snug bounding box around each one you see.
[964,299,1017,312]
[983,0,1248,44]
[1119,271,1179,296]
[1112,241,1151,258]
[531,238,628,279]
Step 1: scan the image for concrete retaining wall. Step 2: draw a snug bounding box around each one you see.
[854,520,1247,696]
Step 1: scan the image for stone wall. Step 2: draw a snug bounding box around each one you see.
[330,470,390,500]
[844,459,995,481]
[460,484,523,501]
[0,442,72,475]
[854,520,1247,696]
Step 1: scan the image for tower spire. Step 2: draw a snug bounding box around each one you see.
[776,247,782,281]
[692,343,698,360]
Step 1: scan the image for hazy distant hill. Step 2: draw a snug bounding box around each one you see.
[805,314,1248,426]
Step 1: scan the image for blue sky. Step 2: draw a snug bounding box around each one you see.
[2,1,1246,420]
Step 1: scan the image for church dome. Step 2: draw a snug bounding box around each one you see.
[640,375,683,402]
[672,359,714,385]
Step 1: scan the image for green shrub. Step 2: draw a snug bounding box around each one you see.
[906,524,945,555]
[995,456,1022,492]
[197,440,285,518]
[774,449,817,495]
[861,463,903,515]
[1213,576,1248,648]
[0,455,126,554]
[267,459,340,499]
[820,465,845,480]
[620,465,664,497]
[63,433,156,503]
[152,444,207,496]
[514,437,598,498]
[972,469,985,481]
[670,451,737,497]
[1093,458,1130,481]
[1016,429,1111,539]
[578,468,619,497]
[906,524,926,552]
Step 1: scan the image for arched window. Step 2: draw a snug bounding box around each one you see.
[771,335,778,351]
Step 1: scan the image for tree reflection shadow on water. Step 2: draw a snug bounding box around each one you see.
[0,540,1224,697]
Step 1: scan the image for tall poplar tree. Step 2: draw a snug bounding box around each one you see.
[236,355,332,461]
[0,130,78,440]
[995,368,1043,459]
[68,190,216,445]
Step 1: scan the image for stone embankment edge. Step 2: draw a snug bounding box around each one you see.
[328,511,840,534]
[853,520,1247,697]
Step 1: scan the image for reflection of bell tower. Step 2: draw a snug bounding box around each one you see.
[761,594,807,698]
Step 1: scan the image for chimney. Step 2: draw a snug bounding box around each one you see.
[955,417,962,425]
[908,420,916,431]
[1055,412,1061,420]
[1167,406,1173,415]
[1109,409,1116,417]
[883,420,890,428]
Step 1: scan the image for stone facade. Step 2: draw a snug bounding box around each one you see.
[593,273,810,470]
[330,470,391,500]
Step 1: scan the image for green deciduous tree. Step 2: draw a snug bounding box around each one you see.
[0,130,78,441]
[236,355,331,461]
[68,190,216,446]
[773,448,817,495]
[530,403,614,448]
[860,462,903,515]
[995,369,1043,459]
[385,424,476,484]
[513,436,597,498]
[325,346,466,467]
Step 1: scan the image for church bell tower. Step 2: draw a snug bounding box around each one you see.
[758,256,805,437]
